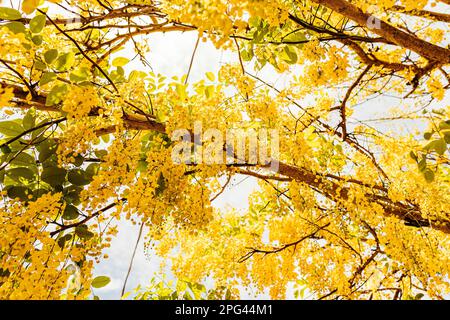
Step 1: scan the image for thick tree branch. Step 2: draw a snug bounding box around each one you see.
[388,5,450,23]
[311,0,450,63]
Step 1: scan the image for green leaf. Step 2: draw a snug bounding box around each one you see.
[29,14,46,33]
[68,169,91,186]
[69,67,90,83]
[34,59,46,71]
[63,204,79,220]
[73,155,84,167]
[137,160,148,173]
[39,72,57,86]
[423,169,435,183]
[0,7,22,20]
[434,138,447,155]
[253,22,269,43]
[94,149,107,159]
[112,57,129,67]
[75,225,94,240]
[41,166,67,186]
[7,186,32,201]
[45,83,67,106]
[4,21,26,34]
[38,139,57,163]
[281,46,298,64]
[0,121,24,137]
[31,34,43,45]
[423,132,432,140]
[438,120,450,131]
[283,31,307,43]
[55,52,75,71]
[205,72,215,82]
[241,49,254,62]
[418,158,427,172]
[444,131,450,144]
[155,172,166,196]
[409,151,418,162]
[6,167,35,183]
[44,49,58,64]
[33,188,49,199]
[57,234,72,249]
[1,145,12,155]
[10,152,35,167]
[86,163,100,178]
[100,134,110,143]
[23,108,36,130]
[65,188,81,206]
[91,276,111,288]
[424,138,447,155]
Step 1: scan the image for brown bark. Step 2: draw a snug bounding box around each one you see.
[311,0,450,63]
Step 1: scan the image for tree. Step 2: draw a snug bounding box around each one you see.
[0,0,449,300]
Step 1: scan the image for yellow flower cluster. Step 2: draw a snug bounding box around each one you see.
[161,0,288,48]
[218,64,256,97]
[57,120,98,165]
[0,27,31,63]
[0,86,14,108]
[300,46,349,89]
[82,136,141,209]
[0,193,93,299]
[62,86,101,120]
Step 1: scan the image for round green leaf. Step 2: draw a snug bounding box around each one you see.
[423,169,435,183]
[424,138,447,155]
[0,121,24,137]
[68,169,91,186]
[31,34,43,45]
[75,225,94,240]
[39,72,57,86]
[45,84,68,106]
[423,132,432,140]
[6,167,35,183]
[30,14,46,33]
[62,204,79,220]
[7,186,32,200]
[4,21,26,34]
[91,276,111,288]
[41,166,67,186]
[44,49,58,64]
[38,139,58,163]
[0,7,22,20]
[112,57,129,67]
[23,109,36,130]
[55,52,75,71]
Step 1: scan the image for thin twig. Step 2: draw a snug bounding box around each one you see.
[184,35,201,85]
[121,221,144,297]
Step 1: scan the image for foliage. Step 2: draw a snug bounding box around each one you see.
[131,276,235,300]
[0,0,449,300]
